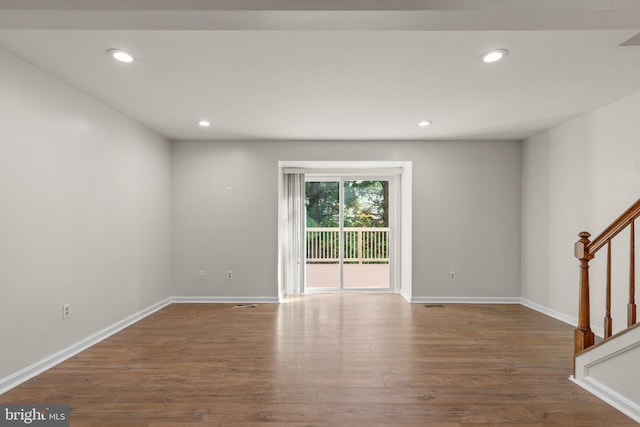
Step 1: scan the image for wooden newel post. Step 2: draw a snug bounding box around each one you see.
[574,231,595,354]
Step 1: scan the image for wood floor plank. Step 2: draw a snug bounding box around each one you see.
[0,293,636,425]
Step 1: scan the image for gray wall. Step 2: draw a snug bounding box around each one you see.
[522,91,640,334]
[0,44,522,383]
[171,139,522,300]
[0,48,172,379]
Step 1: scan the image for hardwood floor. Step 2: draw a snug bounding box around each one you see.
[1,293,636,426]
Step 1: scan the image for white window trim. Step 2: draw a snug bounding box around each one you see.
[277,161,412,302]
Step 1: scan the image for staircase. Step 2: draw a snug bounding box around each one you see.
[571,198,640,422]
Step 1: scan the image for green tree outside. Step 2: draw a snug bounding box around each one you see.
[305,180,388,228]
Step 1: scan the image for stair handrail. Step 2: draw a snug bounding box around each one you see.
[574,198,640,355]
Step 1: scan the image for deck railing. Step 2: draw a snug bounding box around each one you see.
[306,227,389,264]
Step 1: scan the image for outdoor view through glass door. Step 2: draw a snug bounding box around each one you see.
[305,178,391,290]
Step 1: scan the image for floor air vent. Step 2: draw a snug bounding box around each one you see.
[423,304,444,308]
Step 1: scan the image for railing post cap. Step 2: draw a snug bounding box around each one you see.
[579,231,591,239]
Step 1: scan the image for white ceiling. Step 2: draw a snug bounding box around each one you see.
[1,1,640,141]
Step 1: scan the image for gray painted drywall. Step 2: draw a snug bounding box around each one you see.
[171,139,521,300]
[0,48,172,379]
[0,44,522,383]
[521,90,640,334]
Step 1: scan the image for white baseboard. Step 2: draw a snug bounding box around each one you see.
[172,296,279,304]
[0,297,172,395]
[410,296,521,304]
[570,376,640,423]
[520,298,604,338]
[520,298,576,326]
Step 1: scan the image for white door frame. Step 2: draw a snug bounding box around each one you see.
[277,161,412,302]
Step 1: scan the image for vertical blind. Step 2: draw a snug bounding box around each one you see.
[282,173,305,296]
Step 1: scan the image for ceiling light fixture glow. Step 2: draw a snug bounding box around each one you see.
[482,48,509,63]
[107,49,134,63]
[197,120,211,127]
[418,120,432,127]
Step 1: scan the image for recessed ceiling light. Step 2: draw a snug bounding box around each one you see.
[418,120,432,127]
[197,120,211,127]
[107,49,134,63]
[482,48,509,63]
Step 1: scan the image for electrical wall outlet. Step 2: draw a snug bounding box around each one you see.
[199,270,206,281]
[227,270,233,280]
[62,303,71,320]
[449,271,456,280]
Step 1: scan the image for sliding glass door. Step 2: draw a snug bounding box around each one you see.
[305,180,341,289]
[342,180,390,288]
[305,177,393,291]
